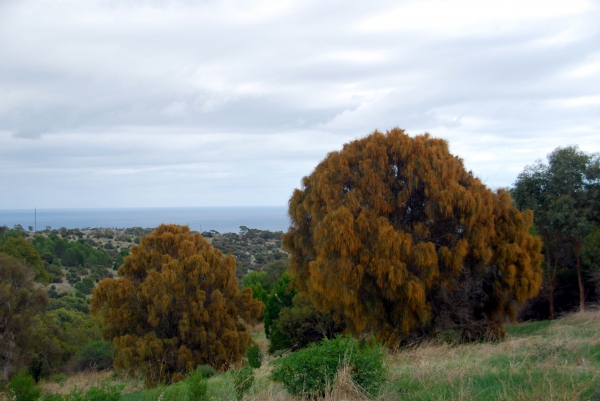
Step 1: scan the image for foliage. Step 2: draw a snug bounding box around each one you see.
[0,236,51,284]
[72,340,113,372]
[91,224,264,386]
[0,253,48,381]
[270,335,386,397]
[29,308,103,377]
[48,295,90,314]
[194,364,216,379]
[284,129,543,343]
[245,343,262,369]
[263,273,295,341]
[114,248,130,269]
[6,370,42,401]
[208,228,287,277]
[32,234,113,269]
[512,146,600,316]
[232,365,254,401]
[269,293,344,354]
[186,366,208,401]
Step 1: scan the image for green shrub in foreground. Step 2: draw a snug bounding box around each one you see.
[7,371,42,401]
[270,335,386,397]
[186,367,208,401]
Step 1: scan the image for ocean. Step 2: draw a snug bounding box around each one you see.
[0,206,290,234]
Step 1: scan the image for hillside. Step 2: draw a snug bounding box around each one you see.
[6,225,286,297]
[30,309,600,400]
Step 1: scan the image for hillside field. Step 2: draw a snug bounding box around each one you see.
[19,309,600,401]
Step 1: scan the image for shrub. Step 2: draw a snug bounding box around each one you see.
[7,371,42,401]
[72,340,113,371]
[246,343,263,369]
[233,365,254,401]
[186,367,208,401]
[270,335,386,397]
[194,364,216,379]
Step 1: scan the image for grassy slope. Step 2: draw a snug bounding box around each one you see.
[118,310,600,401]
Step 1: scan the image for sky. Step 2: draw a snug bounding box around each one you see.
[1,0,599,209]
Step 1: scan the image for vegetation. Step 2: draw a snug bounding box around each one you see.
[271,335,387,398]
[1,131,600,401]
[0,254,48,381]
[284,129,543,344]
[512,146,600,318]
[91,224,264,386]
[206,227,288,278]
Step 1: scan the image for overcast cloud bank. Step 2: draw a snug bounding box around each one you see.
[1,0,598,208]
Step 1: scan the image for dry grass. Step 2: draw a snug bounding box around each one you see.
[40,370,142,396]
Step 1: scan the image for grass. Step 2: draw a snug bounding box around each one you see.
[4,311,598,401]
[381,309,600,401]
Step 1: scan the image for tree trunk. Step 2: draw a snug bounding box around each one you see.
[575,239,585,312]
[545,240,556,319]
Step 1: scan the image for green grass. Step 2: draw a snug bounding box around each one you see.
[381,310,600,401]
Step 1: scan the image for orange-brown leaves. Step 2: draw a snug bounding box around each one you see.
[284,128,543,344]
[91,224,263,386]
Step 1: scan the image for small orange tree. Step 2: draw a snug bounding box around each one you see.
[283,129,543,343]
[92,224,263,385]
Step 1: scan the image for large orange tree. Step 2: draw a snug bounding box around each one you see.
[283,129,543,343]
[92,224,263,386]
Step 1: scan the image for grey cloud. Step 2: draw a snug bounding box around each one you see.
[0,0,599,208]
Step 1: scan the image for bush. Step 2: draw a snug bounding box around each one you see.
[195,364,216,379]
[246,343,262,369]
[233,365,254,401]
[186,367,208,401]
[7,371,42,401]
[72,341,113,371]
[270,335,386,397]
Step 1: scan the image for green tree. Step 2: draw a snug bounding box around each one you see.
[512,146,600,315]
[264,273,295,341]
[0,237,51,284]
[91,224,263,386]
[0,254,48,381]
[284,129,543,343]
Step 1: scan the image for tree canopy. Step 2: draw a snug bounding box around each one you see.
[283,129,543,343]
[0,253,48,381]
[91,224,263,386]
[512,146,600,316]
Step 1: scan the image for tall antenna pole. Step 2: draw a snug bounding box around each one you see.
[35,207,37,233]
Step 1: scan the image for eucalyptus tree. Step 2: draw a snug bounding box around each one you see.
[512,146,600,315]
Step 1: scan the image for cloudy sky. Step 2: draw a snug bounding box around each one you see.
[1,0,599,209]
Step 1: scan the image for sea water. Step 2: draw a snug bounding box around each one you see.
[0,206,290,234]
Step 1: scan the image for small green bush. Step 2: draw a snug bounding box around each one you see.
[72,340,113,371]
[246,343,263,369]
[7,371,42,401]
[233,365,254,401]
[270,335,386,397]
[194,364,216,379]
[186,367,208,401]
